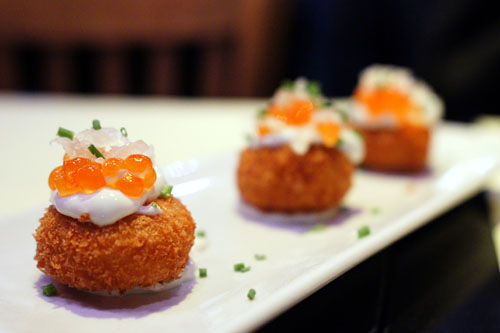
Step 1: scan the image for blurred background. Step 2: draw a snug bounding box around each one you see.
[0,0,498,121]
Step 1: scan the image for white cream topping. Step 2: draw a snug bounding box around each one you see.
[137,202,164,216]
[50,168,167,226]
[252,108,365,164]
[348,64,444,128]
[271,77,326,107]
[334,98,399,129]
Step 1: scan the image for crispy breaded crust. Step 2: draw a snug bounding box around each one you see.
[34,196,195,293]
[360,126,430,172]
[237,145,354,212]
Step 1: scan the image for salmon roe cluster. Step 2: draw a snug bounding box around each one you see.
[353,87,422,126]
[267,100,315,126]
[258,99,341,148]
[49,154,156,198]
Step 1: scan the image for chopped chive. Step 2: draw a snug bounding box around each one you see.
[339,110,349,122]
[358,226,371,239]
[199,268,207,278]
[336,138,344,147]
[310,224,326,232]
[322,100,332,107]
[196,230,206,238]
[160,185,173,198]
[354,129,364,139]
[120,127,128,137]
[151,201,158,208]
[92,119,101,130]
[306,80,321,96]
[57,127,74,140]
[371,207,381,215]
[245,133,254,144]
[234,263,251,272]
[88,144,105,158]
[254,254,266,261]
[280,79,294,90]
[42,284,57,297]
[247,288,256,300]
[256,109,267,119]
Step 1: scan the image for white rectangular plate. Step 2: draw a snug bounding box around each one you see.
[0,123,498,333]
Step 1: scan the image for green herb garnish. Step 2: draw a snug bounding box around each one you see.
[354,129,364,139]
[199,268,207,278]
[247,288,256,300]
[280,79,294,90]
[57,127,74,140]
[42,284,57,297]
[306,80,321,96]
[120,127,128,137]
[358,226,371,239]
[371,207,381,215]
[339,110,349,122]
[151,201,158,208]
[92,119,101,130]
[196,230,206,238]
[234,263,251,273]
[88,144,105,158]
[160,185,173,198]
[310,224,326,232]
[245,133,254,144]
[336,138,344,147]
[322,100,333,107]
[257,109,267,119]
[254,254,266,261]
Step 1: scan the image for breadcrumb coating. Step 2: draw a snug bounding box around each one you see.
[34,196,195,294]
[359,126,430,172]
[237,145,354,212]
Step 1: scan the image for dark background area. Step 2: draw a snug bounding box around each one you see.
[2,0,500,122]
[285,0,500,122]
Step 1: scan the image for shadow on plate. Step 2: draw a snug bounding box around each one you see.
[358,166,433,179]
[237,200,361,234]
[35,274,195,319]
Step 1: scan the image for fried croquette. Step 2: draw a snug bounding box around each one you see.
[359,125,430,172]
[237,144,354,212]
[34,196,195,294]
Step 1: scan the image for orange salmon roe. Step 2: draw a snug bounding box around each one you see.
[143,167,157,188]
[63,157,92,177]
[48,154,157,198]
[102,158,124,177]
[267,100,315,126]
[316,122,340,147]
[48,166,63,191]
[258,125,272,137]
[116,173,144,198]
[354,88,415,124]
[75,163,106,193]
[125,154,153,173]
